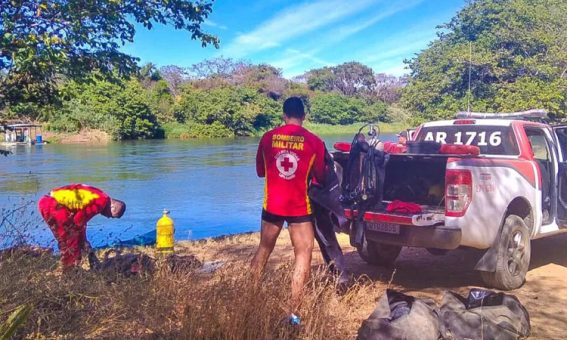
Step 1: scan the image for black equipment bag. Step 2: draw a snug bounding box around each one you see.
[340,133,388,248]
[439,289,531,340]
[357,290,441,340]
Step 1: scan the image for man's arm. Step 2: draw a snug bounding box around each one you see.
[256,134,266,178]
[312,140,326,185]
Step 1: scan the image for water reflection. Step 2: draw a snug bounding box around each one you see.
[0,134,392,247]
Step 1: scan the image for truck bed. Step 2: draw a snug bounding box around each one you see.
[383,154,448,207]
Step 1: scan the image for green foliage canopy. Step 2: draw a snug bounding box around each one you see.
[307,62,377,97]
[174,85,281,136]
[310,92,389,125]
[50,78,161,139]
[0,0,218,113]
[402,0,567,121]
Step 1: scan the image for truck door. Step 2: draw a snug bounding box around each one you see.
[525,127,556,225]
[552,126,567,227]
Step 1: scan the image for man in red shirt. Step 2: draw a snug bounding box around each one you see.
[383,130,408,153]
[251,97,326,324]
[38,184,126,269]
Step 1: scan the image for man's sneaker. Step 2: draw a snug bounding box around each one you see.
[288,313,301,326]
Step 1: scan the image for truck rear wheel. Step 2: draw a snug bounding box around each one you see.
[357,236,402,267]
[480,214,531,290]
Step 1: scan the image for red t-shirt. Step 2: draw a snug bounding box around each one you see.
[383,142,407,154]
[38,184,111,228]
[256,124,326,216]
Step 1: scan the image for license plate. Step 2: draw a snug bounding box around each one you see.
[366,222,400,234]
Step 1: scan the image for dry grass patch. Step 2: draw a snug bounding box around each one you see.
[0,245,389,339]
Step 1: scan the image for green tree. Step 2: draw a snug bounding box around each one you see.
[310,92,390,125]
[147,79,175,123]
[402,0,567,120]
[51,78,161,139]
[175,85,280,136]
[310,93,368,125]
[306,62,377,96]
[306,67,335,92]
[234,64,288,100]
[159,65,189,97]
[0,0,218,114]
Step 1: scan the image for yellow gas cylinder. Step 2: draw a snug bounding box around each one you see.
[156,209,174,254]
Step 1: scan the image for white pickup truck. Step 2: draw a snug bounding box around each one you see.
[335,111,567,290]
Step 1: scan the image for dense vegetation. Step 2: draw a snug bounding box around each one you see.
[1,0,565,140]
[2,55,403,139]
[401,0,567,122]
[0,0,217,114]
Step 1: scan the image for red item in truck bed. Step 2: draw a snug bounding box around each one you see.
[439,144,480,155]
[333,142,351,152]
[386,200,422,214]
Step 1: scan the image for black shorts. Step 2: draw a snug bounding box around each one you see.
[261,209,313,224]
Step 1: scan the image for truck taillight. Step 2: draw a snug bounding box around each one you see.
[445,170,472,217]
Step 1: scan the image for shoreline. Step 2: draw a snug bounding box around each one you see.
[36,122,408,145]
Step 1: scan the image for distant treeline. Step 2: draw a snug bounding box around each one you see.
[6,59,404,139]
[1,0,565,140]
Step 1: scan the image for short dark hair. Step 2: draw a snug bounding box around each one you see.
[283,97,305,119]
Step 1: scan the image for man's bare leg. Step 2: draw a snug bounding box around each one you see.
[250,219,284,281]
[288,221,314,314]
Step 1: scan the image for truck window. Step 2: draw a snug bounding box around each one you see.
[526,131,549,161]
[414,125,519,155]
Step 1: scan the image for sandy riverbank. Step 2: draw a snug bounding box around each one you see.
[41,129,111,144]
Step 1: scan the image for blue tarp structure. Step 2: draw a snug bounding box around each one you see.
[96,230,156,249]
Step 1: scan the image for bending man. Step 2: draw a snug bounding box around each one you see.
[251,97,325,324]
[38,184,125,269]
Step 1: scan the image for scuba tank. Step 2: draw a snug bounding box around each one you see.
[156,209,175,254]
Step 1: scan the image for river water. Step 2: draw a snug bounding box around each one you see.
[0,133,396,248]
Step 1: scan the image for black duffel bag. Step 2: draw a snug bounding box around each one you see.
[357,289,441,340]
[439,289,530,340]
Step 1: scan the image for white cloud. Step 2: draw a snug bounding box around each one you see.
[272,49,331,69]
[361,30,436,64]
[204,19,228,30]
[380,64,409,76]
[270,48,333,77]
[353,22,439,74]
[263,0,423,78]
[324,0,424,45]
[221,0,376,58]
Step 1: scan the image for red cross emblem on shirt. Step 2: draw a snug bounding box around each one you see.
[275,151,299,179]
[280,157,294,171]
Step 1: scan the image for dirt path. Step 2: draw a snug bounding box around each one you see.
[180,231,567,339]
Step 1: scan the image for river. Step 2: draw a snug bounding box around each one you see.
[0,133,396,248]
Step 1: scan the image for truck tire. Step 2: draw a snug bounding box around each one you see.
[480,214,531,290]
[357,236,402,267]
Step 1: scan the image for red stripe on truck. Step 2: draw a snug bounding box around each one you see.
[449,158,538,188]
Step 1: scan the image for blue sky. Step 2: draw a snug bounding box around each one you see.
[122,0,466,78]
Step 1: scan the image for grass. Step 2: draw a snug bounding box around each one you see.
[303,122,409,136]
[0,201,382,340]
[0,243,385,339]
[0,199,382,339]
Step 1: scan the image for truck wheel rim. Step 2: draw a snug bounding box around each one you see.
[506,231,525,276]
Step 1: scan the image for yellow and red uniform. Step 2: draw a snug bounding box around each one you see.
[38,184,111,267]
[256,124,326,217]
